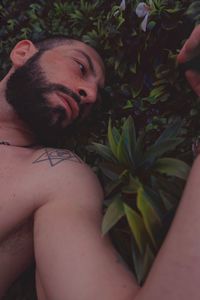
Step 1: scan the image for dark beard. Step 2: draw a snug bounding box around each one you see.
[5,50,81,146]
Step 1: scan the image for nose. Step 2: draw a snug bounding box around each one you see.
[78,83,98,104]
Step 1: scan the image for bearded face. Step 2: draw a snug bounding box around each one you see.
[5,50,82,146]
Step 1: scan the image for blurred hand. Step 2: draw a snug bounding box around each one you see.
[177,25,200,96]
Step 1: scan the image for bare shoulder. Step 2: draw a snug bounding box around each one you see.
[32,147,83,167]
[31,147,103,210]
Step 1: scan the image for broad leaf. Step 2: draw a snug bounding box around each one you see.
[122,116,137,166]
[149,85,166,99]
[117,134,130,165]
[159,189,176,211]
[92,142,117,162]
[102,197,125,235]
[99,164,119,181]
[143,184,165,219]
[105,178,123,197]
[124,204,148,254]
[143,138,184,166]
[122,175,141,194]
[131,241,155,285]
[104,169,129,197]
[108,119,120,158]
[137,187,161,248]
[154,157,190,180]
[156,176,184,201]
[134,132,145,167]
[142,245,155,281]
[154,119,182,146]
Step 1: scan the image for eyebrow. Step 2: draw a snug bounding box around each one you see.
[73,49,96,76]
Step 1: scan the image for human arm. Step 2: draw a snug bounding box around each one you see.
[33,150,139,300]
[177,24,200,95]
[33,148,200,300]
[131,29,200,299]
[132,155,200,300]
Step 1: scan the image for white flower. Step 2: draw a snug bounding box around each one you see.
[119,0,126,11]
[135,2,150,32]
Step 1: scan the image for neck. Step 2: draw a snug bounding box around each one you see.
[0,124,37,147]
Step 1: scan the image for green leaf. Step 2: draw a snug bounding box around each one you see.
[92,142,117,162]
[156,176,185,201]
[99,165,119,181]
[137,187,161,248]
[155,119,182,146]
[147,20,156,30]
[122,116,137,166]
[143,138,184,165]
[122,175,141,194]
[159,189,176,211]
[154,157,190,180]
[134,132,145,167]
[143,184,165,219]
[131,241,155,285]
[124,204,148,254]
[142,245,155,280]
[108,119,120,158]
[149,85,166,99]
[117,134,130,165]
[105,178,123,197]
[102,197,125,235]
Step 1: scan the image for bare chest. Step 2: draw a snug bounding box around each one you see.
[0,149,40,241]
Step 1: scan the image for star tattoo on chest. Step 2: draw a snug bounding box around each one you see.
[32,148,83,167]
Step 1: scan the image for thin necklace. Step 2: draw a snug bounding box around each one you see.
[0,140,37,148]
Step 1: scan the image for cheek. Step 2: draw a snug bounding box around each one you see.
[41,61,79,86]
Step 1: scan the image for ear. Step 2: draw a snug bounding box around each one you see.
[10,40,38,68]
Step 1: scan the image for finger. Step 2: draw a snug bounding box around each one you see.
[185,69,200,96]
[177,25,200,63]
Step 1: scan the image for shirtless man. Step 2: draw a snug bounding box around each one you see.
[1,25,200,300]
[0,36,140,300]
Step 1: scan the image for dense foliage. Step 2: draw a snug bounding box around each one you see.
[1,0,199,298]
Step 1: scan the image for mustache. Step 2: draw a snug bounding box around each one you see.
[40,83,91,120]
[41,83,82,106]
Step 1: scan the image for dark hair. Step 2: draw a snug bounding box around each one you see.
[33,35,102,59]
[33,35,76,51]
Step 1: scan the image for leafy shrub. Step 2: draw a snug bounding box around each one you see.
[91,116,190,283]
[1,0,198,298]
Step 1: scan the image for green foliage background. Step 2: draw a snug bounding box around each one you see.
[1,0,199,298]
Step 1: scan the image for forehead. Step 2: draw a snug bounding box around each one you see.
[46,41,105,85]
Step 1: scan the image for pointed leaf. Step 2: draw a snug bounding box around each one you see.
[122,175,141,194]
[155,119,182,146]
[134,131,145,166]
[117,134,130,165]
[132,241,155,285]
[137,187,161,248]
[143,138,183,165]
[142,245,155,281]
[122,116,137,166]
[131,240,144,285]
[105,178,123,197]
[159,189,175,211]
[149,85,166,99]
[143,184,165,219]
[156,176,184,200]
[154,157,190,180]
[102,197,125,235]
[99,164,119,181]
[108,119,120,158]
[92,142,117,162]
[124,204,148,254]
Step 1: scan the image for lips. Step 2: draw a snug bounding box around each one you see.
[57,93,80,121]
